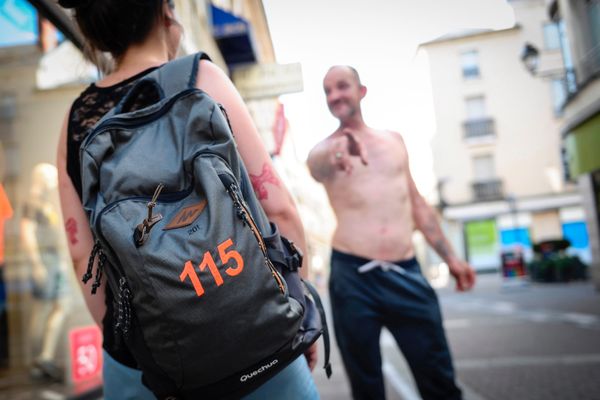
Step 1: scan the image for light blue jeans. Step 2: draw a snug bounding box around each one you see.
[103,350,320,400]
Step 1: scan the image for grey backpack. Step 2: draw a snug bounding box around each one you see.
[80,53,331,399]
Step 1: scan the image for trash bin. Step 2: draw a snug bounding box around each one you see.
[500,247,526,278]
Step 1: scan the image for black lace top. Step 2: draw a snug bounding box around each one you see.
[66,66,158,368]
[66,67,158,199]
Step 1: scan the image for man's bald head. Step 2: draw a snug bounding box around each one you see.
[323,65,367,122]
[325,65,362,86]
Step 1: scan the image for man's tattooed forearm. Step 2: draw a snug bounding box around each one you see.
[423,219,437,235]
[433,239,450,260]
[422,216,451,260]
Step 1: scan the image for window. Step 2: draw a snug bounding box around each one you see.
[543,22,561,50]
[464,96,494,139]
[588,0,600,44]
[465,96,486,120]
[550,79,567,115]
[473,154,495,181]
[460,50,480,79]
[586,0,600,71]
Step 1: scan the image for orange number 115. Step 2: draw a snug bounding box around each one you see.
[179,238,244,297]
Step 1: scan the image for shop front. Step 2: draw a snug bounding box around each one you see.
[1,1,102,397]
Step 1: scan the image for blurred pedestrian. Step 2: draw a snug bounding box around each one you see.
[56,0,318,398]
[307,65,476,400]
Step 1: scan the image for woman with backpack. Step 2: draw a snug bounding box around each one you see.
[56,0,318,398]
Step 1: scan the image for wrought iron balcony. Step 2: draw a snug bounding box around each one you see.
[472,179,504,201]
[463,118,495,139]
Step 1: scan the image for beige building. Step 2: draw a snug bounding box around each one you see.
[545,0,600,288]
[421,0,591,271]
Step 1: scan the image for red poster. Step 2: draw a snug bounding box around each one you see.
[271,102,287,156]
[69,325,103,383]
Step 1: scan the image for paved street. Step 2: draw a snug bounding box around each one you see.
[1,274,598,399]
[316,273,600,400]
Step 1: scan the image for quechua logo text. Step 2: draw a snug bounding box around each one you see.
[239,359,278,382]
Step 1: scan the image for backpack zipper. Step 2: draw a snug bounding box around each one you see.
[223,180,285,294]
[82,88,200,149]
[134,183,165,247]
[93,185,194,282]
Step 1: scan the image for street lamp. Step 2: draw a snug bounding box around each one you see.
[436,177,449,211]
[520,42,540,75]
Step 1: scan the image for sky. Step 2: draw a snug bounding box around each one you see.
[262,0,516,198]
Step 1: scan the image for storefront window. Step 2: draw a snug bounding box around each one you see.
[0,7,102,398]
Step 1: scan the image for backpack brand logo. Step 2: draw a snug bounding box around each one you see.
[163,200,207,230]
[239,359,278,382]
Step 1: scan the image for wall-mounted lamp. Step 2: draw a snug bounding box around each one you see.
[520,42,540,75]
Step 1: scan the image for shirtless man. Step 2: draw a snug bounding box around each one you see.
[307,65,476,400]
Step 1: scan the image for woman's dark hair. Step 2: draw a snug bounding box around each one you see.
[58,0,174,63]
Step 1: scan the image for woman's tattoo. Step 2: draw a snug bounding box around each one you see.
[249,163,280,200]
[65,217,78,245]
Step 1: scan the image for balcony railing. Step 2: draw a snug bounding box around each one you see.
[463,118,495,139]
[472,179,504,201]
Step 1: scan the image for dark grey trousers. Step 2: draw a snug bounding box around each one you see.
[329,249,462,400]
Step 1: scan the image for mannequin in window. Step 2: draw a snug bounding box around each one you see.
[21,163,70,381]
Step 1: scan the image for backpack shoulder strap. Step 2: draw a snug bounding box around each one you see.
[149,52,212,98]
[304,280,333,378]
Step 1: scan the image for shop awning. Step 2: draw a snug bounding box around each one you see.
[26,0,84,50]
[25,0,109,68]
[211,4,256,66]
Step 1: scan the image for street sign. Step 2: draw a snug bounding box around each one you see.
[232,63,303,99]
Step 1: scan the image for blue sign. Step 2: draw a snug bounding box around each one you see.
[500,228,532,247]
[0,0,37,47]
[562,221,589,249]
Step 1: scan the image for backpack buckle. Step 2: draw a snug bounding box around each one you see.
[283,238,303,271]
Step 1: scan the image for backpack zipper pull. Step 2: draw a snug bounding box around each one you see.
[134,183,165,247]
[83,240,100,285]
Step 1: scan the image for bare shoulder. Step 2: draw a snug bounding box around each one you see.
[197,59,221,77]
[371,129,406,149]
[384,130,406,144]
[195,59,229,92]
[308,132,338,158]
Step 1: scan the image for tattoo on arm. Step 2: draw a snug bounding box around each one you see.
[249,163,280,200]
[433,239,450,260]
[421,215,452,260]
[65,217,79,245]
[423,219,437,236]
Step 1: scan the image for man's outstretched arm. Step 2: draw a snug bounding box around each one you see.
[307,140,335,182]
[409,176,476,291]
[308,130,369,181]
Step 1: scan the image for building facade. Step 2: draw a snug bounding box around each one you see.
[421,0,591,272]
[547,0,600,289]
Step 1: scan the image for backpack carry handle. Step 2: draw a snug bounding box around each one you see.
[115,78,165,114]
[114,52,211,115]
